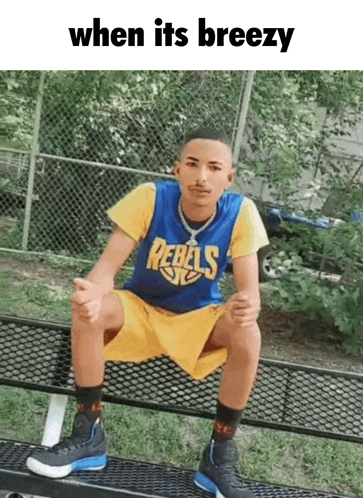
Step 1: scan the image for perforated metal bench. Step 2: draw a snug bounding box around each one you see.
[0,314,362,498]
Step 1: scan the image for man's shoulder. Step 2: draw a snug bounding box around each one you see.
[133,182,156,194]
[121,182,157,204]
[223,191,256,209]
[220,190,247,210]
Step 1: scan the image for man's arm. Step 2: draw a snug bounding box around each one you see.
[226,252,260,326]
[85,226,136,290]
[232,252,260,300]
[71,226,136,323]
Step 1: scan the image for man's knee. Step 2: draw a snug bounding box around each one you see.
[227,322,261,361]
[99,292,124,332]
[72,291,124,333]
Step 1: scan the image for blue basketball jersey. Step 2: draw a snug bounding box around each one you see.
[123,180,245,313]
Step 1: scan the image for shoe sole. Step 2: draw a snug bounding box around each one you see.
[26,454,107,479]
[194,471,225,498]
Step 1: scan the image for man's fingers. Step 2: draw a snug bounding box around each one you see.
[232,315,259,326]
[75,306,100,323]
[78,314,98,324]
[71,299,100,316]
[230,300,250,310]
[71,293,94,306]
[229,300,256,312]
[229,297,260,312]
[229,310,259,324]
[73,278,94,291]
[229,293,248,303]
[232,308,257,317]
[71,280,102,325]
[229,293,258,307]
[227,298,260,326]
[234,318,257,326]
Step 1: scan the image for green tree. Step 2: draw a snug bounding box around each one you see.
[289,70,363,217]
[0,71,40,149]
[239,71,321,203]
[237,71,363,209]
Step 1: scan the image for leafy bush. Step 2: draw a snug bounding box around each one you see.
[265,217,363,350]
[272,217,363,276]
[266,251,363,351]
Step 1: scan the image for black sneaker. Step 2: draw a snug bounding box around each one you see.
[194,439,254,498]
[26,412,107,478]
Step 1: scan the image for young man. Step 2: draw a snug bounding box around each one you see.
[27,128,269,498]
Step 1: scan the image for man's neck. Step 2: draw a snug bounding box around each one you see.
[180,197,216,223]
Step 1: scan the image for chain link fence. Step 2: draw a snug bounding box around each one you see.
[0,70,246,260]
[29,156,171,257]
[0,148,31,248]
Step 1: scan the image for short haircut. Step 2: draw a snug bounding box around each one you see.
[178,127,231,158]
[183,127,231,148]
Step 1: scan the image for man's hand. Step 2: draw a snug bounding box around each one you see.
[70,278,104,324]
[225,292,260,327]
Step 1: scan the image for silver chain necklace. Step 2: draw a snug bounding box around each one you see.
[178,198,217,246]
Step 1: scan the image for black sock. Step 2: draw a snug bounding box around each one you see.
[212,399,243,443]
[76,384,103,423]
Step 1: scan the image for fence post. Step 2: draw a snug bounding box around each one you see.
[232,70,255,165]
[22,71,46,251]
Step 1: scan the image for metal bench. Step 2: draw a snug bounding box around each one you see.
[0,314,362,498]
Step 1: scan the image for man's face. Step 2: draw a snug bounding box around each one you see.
[174,139,234,207]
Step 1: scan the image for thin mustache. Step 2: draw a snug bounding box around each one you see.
[189,186,211,192]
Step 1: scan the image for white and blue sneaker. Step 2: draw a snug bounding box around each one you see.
[26,412,107,478]
[194,439,254,498]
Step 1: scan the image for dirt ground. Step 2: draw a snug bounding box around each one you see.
[258,293,363,374]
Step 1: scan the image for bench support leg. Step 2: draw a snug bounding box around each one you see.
[41,393,69,447]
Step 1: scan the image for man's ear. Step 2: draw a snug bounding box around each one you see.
[227,168,235,186]
[173,160,180,177]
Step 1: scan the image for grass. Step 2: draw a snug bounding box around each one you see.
[0,251,132,322]
[1,252,363,495]
[1,275,72,322]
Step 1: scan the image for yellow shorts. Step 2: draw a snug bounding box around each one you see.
[103,290,228,380]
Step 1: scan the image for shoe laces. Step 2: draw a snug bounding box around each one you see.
[49,413,94,455]
[51,436,87,455]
